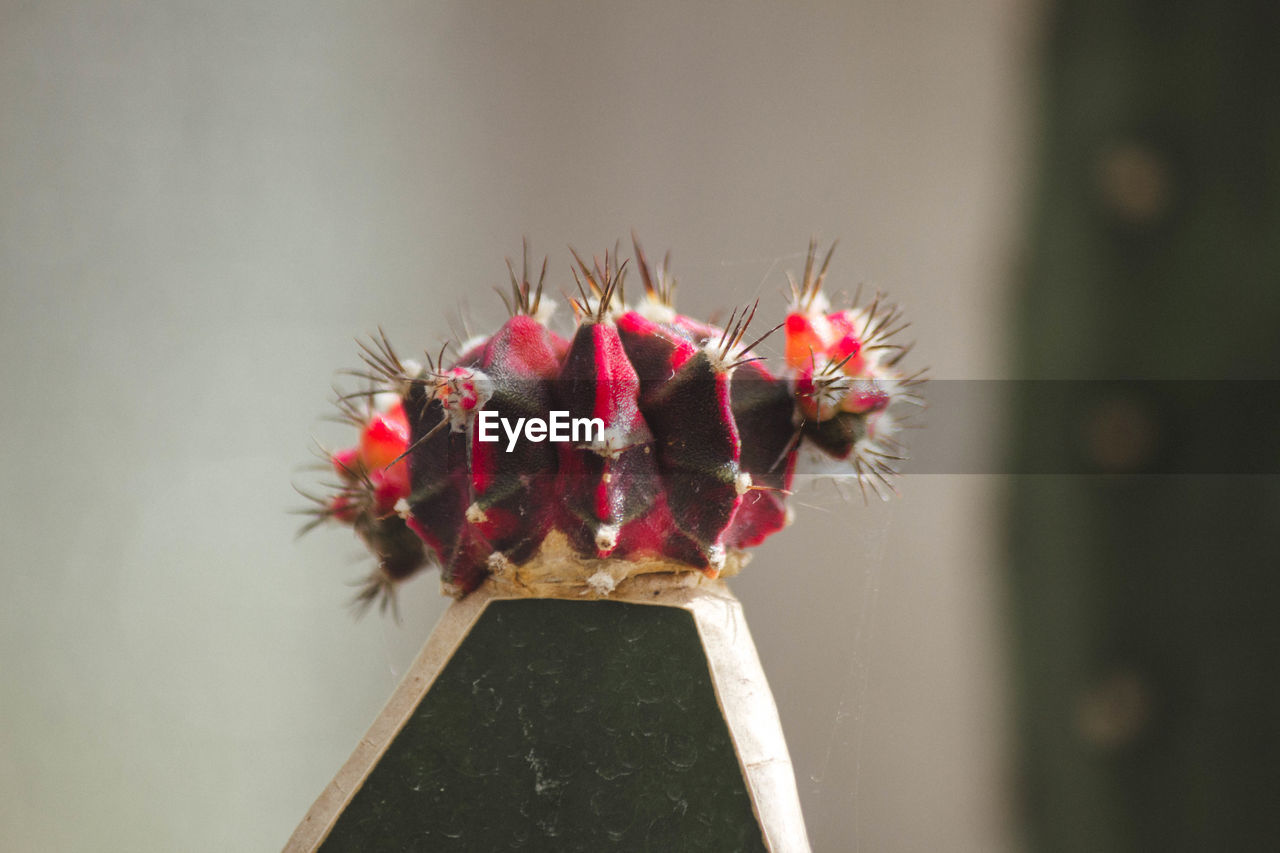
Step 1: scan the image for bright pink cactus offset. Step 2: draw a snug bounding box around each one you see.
[299,239,923,611]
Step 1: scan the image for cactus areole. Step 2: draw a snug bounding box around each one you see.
[299,240,923,610]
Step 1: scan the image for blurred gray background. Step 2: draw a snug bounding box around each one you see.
[1,2,1031,849]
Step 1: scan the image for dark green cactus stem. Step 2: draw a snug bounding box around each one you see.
[1010,1,1280,849]
[305,596,781,851]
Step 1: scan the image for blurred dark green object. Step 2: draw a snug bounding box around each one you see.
[1010,0,1280,850]
[319,599,765,852]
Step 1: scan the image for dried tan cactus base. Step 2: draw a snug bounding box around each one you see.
[474,529,750,599]
[286,576,809,852]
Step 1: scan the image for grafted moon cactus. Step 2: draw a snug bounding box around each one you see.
[299,240,922,609]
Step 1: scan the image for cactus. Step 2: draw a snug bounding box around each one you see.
[300,239,921,607]
[1010,2,1280,850]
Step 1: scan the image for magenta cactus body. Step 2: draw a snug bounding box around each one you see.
[300,240,922,609]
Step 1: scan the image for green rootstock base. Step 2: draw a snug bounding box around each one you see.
[318,598,766,852]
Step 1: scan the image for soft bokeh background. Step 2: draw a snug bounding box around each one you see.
[1,2,1032,850]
